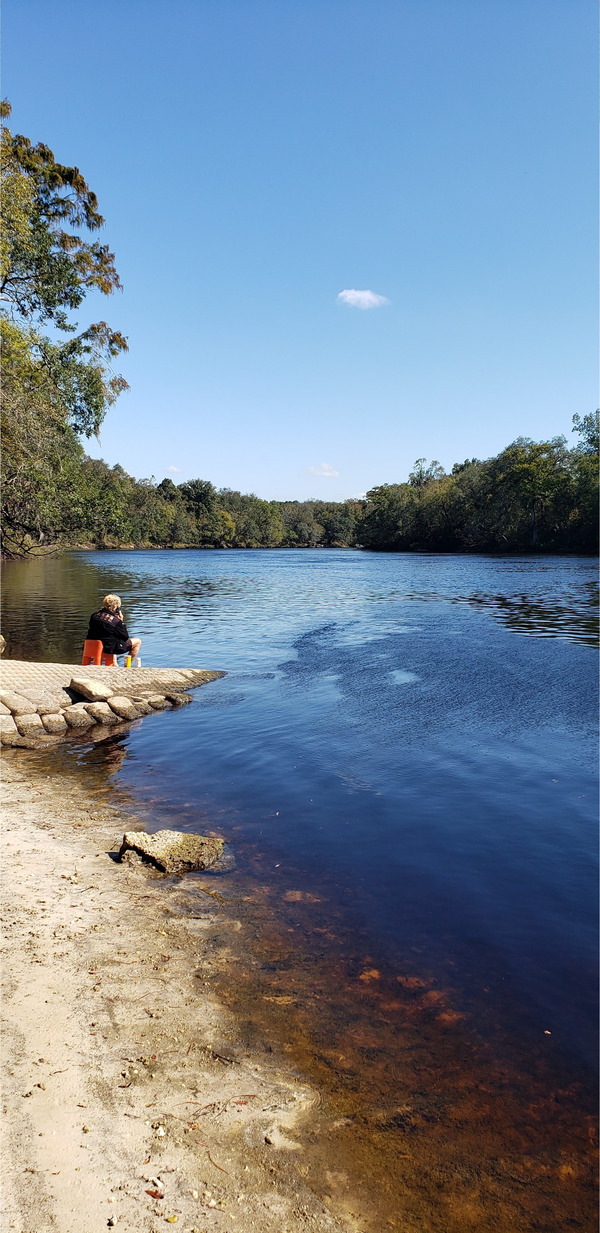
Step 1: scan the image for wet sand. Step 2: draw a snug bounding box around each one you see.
[1,750,597,1232]
[0,755,352,1233]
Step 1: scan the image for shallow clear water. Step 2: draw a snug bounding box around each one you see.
[2,549,598,1227]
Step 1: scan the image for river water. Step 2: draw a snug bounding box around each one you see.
[2,549,598,1229]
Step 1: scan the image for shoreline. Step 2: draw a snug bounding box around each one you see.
[0,751,360,1233]
[3,545,597,560]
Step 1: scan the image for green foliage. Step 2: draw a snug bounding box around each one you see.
[361,431,598,554]
[572,410,599,455]
[2,425,596,557]
[408,458,445,488]
[1,102,122,327]
[0,316,88,555]
[0,106,129,422]
[1,102,129,552]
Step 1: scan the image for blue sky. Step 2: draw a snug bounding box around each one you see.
[5,0,597,499]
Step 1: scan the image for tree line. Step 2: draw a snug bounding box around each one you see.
[2,424,596,556]
[359,422,598,554]
[1,103,597,558]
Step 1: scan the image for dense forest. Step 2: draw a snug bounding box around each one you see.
[1,105,598,558]
[2,427,597,555]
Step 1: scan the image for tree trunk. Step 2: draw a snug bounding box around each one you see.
[531,504,538,546]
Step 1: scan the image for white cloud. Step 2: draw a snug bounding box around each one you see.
[337,288,389,310]
[166,465,182,473]
[308,462,340,477]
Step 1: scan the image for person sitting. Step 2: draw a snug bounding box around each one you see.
[86,594,141,663]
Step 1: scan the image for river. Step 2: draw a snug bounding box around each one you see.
[2,548,598,1229]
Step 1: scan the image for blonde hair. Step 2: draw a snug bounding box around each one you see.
[102,594,121,612]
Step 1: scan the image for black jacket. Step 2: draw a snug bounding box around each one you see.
[87,608,131,654]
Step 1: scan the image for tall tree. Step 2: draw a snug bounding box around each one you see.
[1,101,128,553]
[572,410,599,455]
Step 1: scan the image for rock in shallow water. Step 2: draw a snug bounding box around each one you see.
[42,712,68,735]
[145,695,172,710]
[126,698,154,715]
[106,695,143,721]
[14,712,44,737]
[119,829,224,874]
[163,691,192,707]
[63,704,96,729]
[84,701,119,725]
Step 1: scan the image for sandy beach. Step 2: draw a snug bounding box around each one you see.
[1,752,358,1233]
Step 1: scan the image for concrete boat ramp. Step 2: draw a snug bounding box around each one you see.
[0,660,224,748]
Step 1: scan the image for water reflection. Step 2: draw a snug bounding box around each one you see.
[386,582,599,646]
[443,583,598,646]
[1,550,598,665]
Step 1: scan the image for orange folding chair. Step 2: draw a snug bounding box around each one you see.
[81,639,118,667]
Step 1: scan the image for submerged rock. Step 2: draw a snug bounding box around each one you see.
[163,691,192,707]
[119,829,224,874]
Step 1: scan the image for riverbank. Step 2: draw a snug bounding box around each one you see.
[1,753,359,1233]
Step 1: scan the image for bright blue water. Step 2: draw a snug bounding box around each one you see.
[3,549,598,1070]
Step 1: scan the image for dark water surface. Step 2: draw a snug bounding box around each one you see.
[3,549,598,1229]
